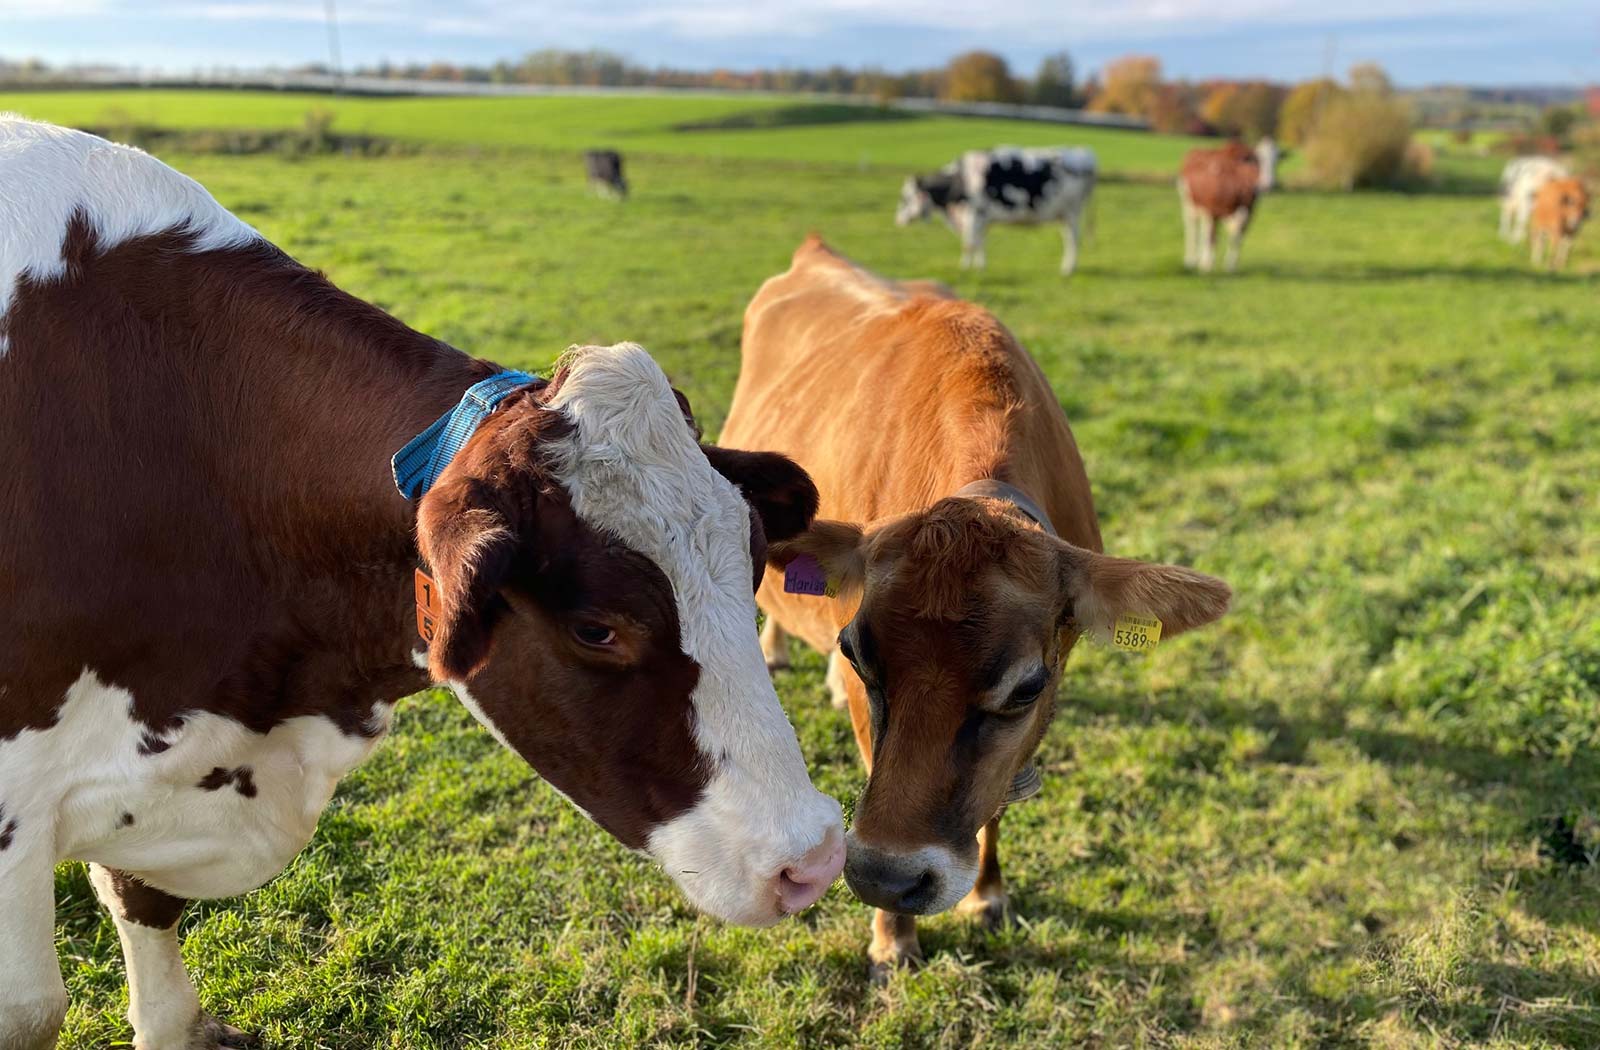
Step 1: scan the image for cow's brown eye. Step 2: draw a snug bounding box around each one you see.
[572,622,617,647]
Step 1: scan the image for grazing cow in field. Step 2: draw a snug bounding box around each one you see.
[1500,156,1569,243]
[1178,140,1273,273]
[896,147,1097,274]
[584,148,628,199]
[1529,176,1590,270]
[722,236,1231,978]
[0,118,843,1050]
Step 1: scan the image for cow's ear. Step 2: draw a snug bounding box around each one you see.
[701,445,819,543]
[416,478,522,682]
[768,520,867,596]
[415,404,561,682]
[1056,541,1231,643]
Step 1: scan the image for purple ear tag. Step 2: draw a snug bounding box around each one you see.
[783,554,834,597]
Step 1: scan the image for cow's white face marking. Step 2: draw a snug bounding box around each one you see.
[895,176,931,226]
[0,669,392,901]
[0,117,258,355]
[522,343,842,926]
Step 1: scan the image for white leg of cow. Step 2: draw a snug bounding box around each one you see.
[1197,213,1217,273]
[1498,196,1515,241]
[1060,213,1080,276]
[1531,231,1547,268]
[963,214,988,271]
[88,865,246,1050]
[1178,183,1194,269]
[1555,236,1573,270]
[1512,198,1533,244]
[760,616,790,672]
[825,648,851,710]
[0,823,69,1050]
[1223,209,1248,273]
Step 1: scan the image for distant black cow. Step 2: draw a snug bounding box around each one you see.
[896,147,1096,274]
[584,149,627,200]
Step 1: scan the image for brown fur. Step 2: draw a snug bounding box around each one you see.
[1530,176,1590,270]
[1180,141,1260,219]
[723,236,1230,970]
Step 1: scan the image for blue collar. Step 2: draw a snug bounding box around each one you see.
[392,370,539,500]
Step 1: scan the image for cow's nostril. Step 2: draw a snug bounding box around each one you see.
[774,828,846,916]
[894,869,938,913]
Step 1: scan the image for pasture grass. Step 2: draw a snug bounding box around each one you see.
[0,89,1208,174]
[15,98,1600,1048]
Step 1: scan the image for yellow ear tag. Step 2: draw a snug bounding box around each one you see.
[1112,613,1162,652]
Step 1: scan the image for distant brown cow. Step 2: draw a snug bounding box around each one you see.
[1178,140,1272,273]
[1529,176,1589,270]
[722,236,1232,979]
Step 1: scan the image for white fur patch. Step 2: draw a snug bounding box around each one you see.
[0,669,392,901]
[541,343,842,925]
[0,116,258,354]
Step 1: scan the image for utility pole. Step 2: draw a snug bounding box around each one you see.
[325,0,344,91]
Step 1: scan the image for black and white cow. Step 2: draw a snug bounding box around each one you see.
[896,147,1097,275]
[584,149,628,199]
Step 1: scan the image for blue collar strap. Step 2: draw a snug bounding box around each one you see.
[392,370,539,500]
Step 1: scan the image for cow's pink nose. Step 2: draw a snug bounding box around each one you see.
[775,827,846,915]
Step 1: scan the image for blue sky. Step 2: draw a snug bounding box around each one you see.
[3,1,1596,86]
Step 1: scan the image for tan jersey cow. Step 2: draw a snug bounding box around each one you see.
[721,236,1231,977]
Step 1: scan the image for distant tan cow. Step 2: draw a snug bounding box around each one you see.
[722,236,1232,978]
[1529,176,1589,270]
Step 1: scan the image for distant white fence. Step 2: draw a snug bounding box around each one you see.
[10,70,1151,131]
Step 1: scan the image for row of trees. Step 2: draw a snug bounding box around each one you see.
[349,49,1087,108]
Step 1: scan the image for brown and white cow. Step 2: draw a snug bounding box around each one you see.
[0,117,844,1050]
[1178,140,1272,273]
[1529,175,1589,270]
[721,236,1231,978]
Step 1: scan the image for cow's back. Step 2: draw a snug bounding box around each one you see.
[725,238,1100,651]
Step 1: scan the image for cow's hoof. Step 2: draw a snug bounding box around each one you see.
[198,1014,255,1048]
[956,890,1012,932]
[764,657,789,674]
[867,943,924,985]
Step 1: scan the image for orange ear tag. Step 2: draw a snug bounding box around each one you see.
[415,568,442,644]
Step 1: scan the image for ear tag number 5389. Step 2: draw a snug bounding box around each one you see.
[1112,613,1162,652]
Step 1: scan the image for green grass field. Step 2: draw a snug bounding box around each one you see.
[9,93,1600,1048]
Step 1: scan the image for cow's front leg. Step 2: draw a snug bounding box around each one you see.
[0,828,68,1050]
[88,865,250,1050]
[1223,209,1250,274]
[868,909,923,983]
[1060,215,1080,276]
[760,616,790,672]
[955,815,1008,929]
[1197,213,1217,273]
[1555,236,1573,270]
[825,648,853,710]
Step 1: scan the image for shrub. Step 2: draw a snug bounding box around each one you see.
[1302,92,1415,189]
[940,51,1020,104]
[1278,78,1343,147]
[1570,123,1600,177]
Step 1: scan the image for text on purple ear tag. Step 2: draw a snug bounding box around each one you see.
[784,554,829,596]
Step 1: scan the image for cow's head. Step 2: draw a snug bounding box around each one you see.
[895,176,933,226]
[897,173,959,227]
[1254,136,1280,191]
[771,497,1230,915]
[416,343,844,926]
[1547,177,1590,235]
